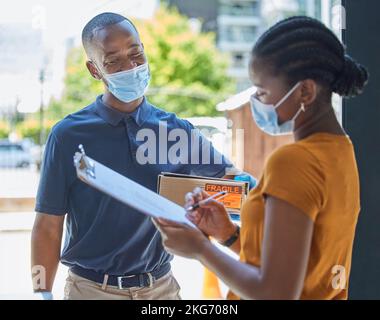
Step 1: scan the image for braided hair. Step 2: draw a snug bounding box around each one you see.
[252,16,368,98]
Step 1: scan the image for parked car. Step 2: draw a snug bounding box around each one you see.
[0,140,32,168]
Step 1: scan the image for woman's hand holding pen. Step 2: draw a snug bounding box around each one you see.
[153,187,238,259]
[185,187,237,244]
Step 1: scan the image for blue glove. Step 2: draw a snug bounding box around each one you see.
[229,173,257,223]
[233,173,257,190]
[33,291,53,300]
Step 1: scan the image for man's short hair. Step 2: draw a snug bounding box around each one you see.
[82,12,138,55]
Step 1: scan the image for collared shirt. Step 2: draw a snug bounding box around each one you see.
[35,95,232,275]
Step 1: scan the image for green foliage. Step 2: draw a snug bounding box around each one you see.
[0,121,10,139]
[46,47,103,119]
[136,5,235,117]
[16,119,56,144]
[47,4,234,119]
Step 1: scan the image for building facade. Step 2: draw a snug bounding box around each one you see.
[217,0,262,91]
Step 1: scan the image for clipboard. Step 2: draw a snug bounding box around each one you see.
[73,145,195,228]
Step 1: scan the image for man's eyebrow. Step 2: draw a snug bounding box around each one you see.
[104,51,119,58]
[104,44,142,57]
[128,44,143,52]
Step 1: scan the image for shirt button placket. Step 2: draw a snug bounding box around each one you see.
[123,116,137,163]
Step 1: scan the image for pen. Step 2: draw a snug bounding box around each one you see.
[186,191,228,212]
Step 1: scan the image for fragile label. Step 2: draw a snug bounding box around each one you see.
[204,184,243,210]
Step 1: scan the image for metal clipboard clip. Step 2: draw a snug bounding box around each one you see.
[73,144,96,179]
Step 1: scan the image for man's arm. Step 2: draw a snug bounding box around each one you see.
[31,212,65,293]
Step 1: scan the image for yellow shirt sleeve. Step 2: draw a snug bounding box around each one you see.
[261,144,326,222]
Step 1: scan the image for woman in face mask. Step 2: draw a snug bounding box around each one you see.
[153,16,369,300]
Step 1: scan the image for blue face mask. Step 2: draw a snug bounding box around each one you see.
[250,82,304,136]
[102,63,150,103]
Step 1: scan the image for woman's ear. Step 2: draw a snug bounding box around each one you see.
[300,79,318,106]
[86,61,102,80]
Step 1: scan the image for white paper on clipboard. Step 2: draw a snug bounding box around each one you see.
[73,146,195,228]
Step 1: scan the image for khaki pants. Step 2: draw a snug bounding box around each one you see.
[64,270,182,300]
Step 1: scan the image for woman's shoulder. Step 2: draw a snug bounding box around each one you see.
[264,141,326,185]
[267,142,318,167]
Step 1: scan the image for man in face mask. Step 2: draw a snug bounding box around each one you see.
[85,14,150,112]
[31,12,250,300]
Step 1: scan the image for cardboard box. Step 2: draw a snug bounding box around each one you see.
[157,172,249,216]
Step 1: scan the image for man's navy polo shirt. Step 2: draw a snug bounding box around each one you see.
[35,95,232,275]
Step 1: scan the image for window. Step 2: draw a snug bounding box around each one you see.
[220,25,258,43]
[233,53,245,68]
[219,1,261,17]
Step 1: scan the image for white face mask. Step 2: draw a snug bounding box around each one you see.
[93,61,150,103]
[102,63,150,103]
[250,82,305,136]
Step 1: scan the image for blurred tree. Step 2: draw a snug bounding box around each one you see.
[16,119,56,144]
[46,47,103,119]
[47,4,234,119]
[0,121,10,139]
[136,5,234,117]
